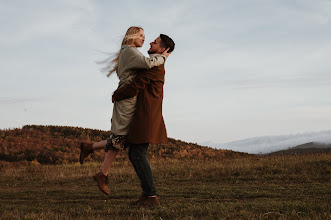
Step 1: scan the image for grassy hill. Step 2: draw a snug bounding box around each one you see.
[0,125,330,219]
[0,125,249,165]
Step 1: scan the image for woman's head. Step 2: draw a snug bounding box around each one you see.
[104,26,144,77]
[122,26,145,48]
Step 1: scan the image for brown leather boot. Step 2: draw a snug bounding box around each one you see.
[93,171,110,195]
[79,142,93,165]
[137,196,160,207]
[130,193,147,206]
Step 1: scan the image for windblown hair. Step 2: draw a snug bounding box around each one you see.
[103,26,143,77]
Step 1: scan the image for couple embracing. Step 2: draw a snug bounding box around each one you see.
[79,26,175,207]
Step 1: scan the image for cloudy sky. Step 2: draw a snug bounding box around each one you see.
[1,0,331,148]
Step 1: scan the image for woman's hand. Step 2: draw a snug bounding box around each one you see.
[162,48,171,58]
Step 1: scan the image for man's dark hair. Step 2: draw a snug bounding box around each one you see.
[160,34,175,53]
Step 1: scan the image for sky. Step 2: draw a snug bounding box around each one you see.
[1,0,331,151]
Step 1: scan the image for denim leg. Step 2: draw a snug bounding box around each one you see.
[128,143,156,196]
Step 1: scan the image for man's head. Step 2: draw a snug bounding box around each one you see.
[148,34,175,55]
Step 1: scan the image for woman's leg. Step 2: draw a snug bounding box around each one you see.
[101,149,119,176]
[93,149,119,195]
[92,140,107,150]
[80,140,108,164]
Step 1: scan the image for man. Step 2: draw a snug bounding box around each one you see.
[112,34,175,207]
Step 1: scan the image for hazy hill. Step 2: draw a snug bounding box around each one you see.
[266,142,331,155]
[200,130,331,154]
[0,125,250,165]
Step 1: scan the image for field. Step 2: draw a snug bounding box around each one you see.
[0,154,330,219]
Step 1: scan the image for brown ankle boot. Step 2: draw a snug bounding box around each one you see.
[79,142,93,165]
[130,193,147,206]
[93,171,110,195]
[137,196,160,207]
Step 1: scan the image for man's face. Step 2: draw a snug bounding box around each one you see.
[148,37,165,54]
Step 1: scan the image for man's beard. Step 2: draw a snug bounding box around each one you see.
[148,47,156,54]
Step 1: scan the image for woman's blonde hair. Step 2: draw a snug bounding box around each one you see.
[105,26,143,77]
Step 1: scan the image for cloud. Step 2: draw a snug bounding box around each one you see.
[0,97,51,105]
[0,0,96,44]
[226,72,331,89]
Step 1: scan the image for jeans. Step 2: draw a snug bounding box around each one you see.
[128,143,156,196]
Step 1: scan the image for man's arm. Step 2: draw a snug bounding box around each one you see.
[112,74,151,102]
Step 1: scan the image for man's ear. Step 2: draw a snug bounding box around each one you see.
[161,48,170,53]
[161,48,170,54]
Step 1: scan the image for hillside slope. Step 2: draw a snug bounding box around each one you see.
[0,125,250,164]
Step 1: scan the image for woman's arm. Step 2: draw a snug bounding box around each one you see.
[124,47,166,70]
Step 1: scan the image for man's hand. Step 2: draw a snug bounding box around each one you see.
[162,48,171,58]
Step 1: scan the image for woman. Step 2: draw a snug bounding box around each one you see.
[80,26,170,195]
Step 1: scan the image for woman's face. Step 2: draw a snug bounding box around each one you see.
[132,29,145,48]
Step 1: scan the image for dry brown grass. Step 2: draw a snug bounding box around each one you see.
[0,154,330,219]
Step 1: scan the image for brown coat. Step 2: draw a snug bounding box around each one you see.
[112,64,168,144]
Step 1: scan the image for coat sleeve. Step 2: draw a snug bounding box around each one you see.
[124,47,166,69]
[112,74,151,101]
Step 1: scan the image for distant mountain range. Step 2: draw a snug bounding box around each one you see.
[266,142,331,155]
[199,130,331,154]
